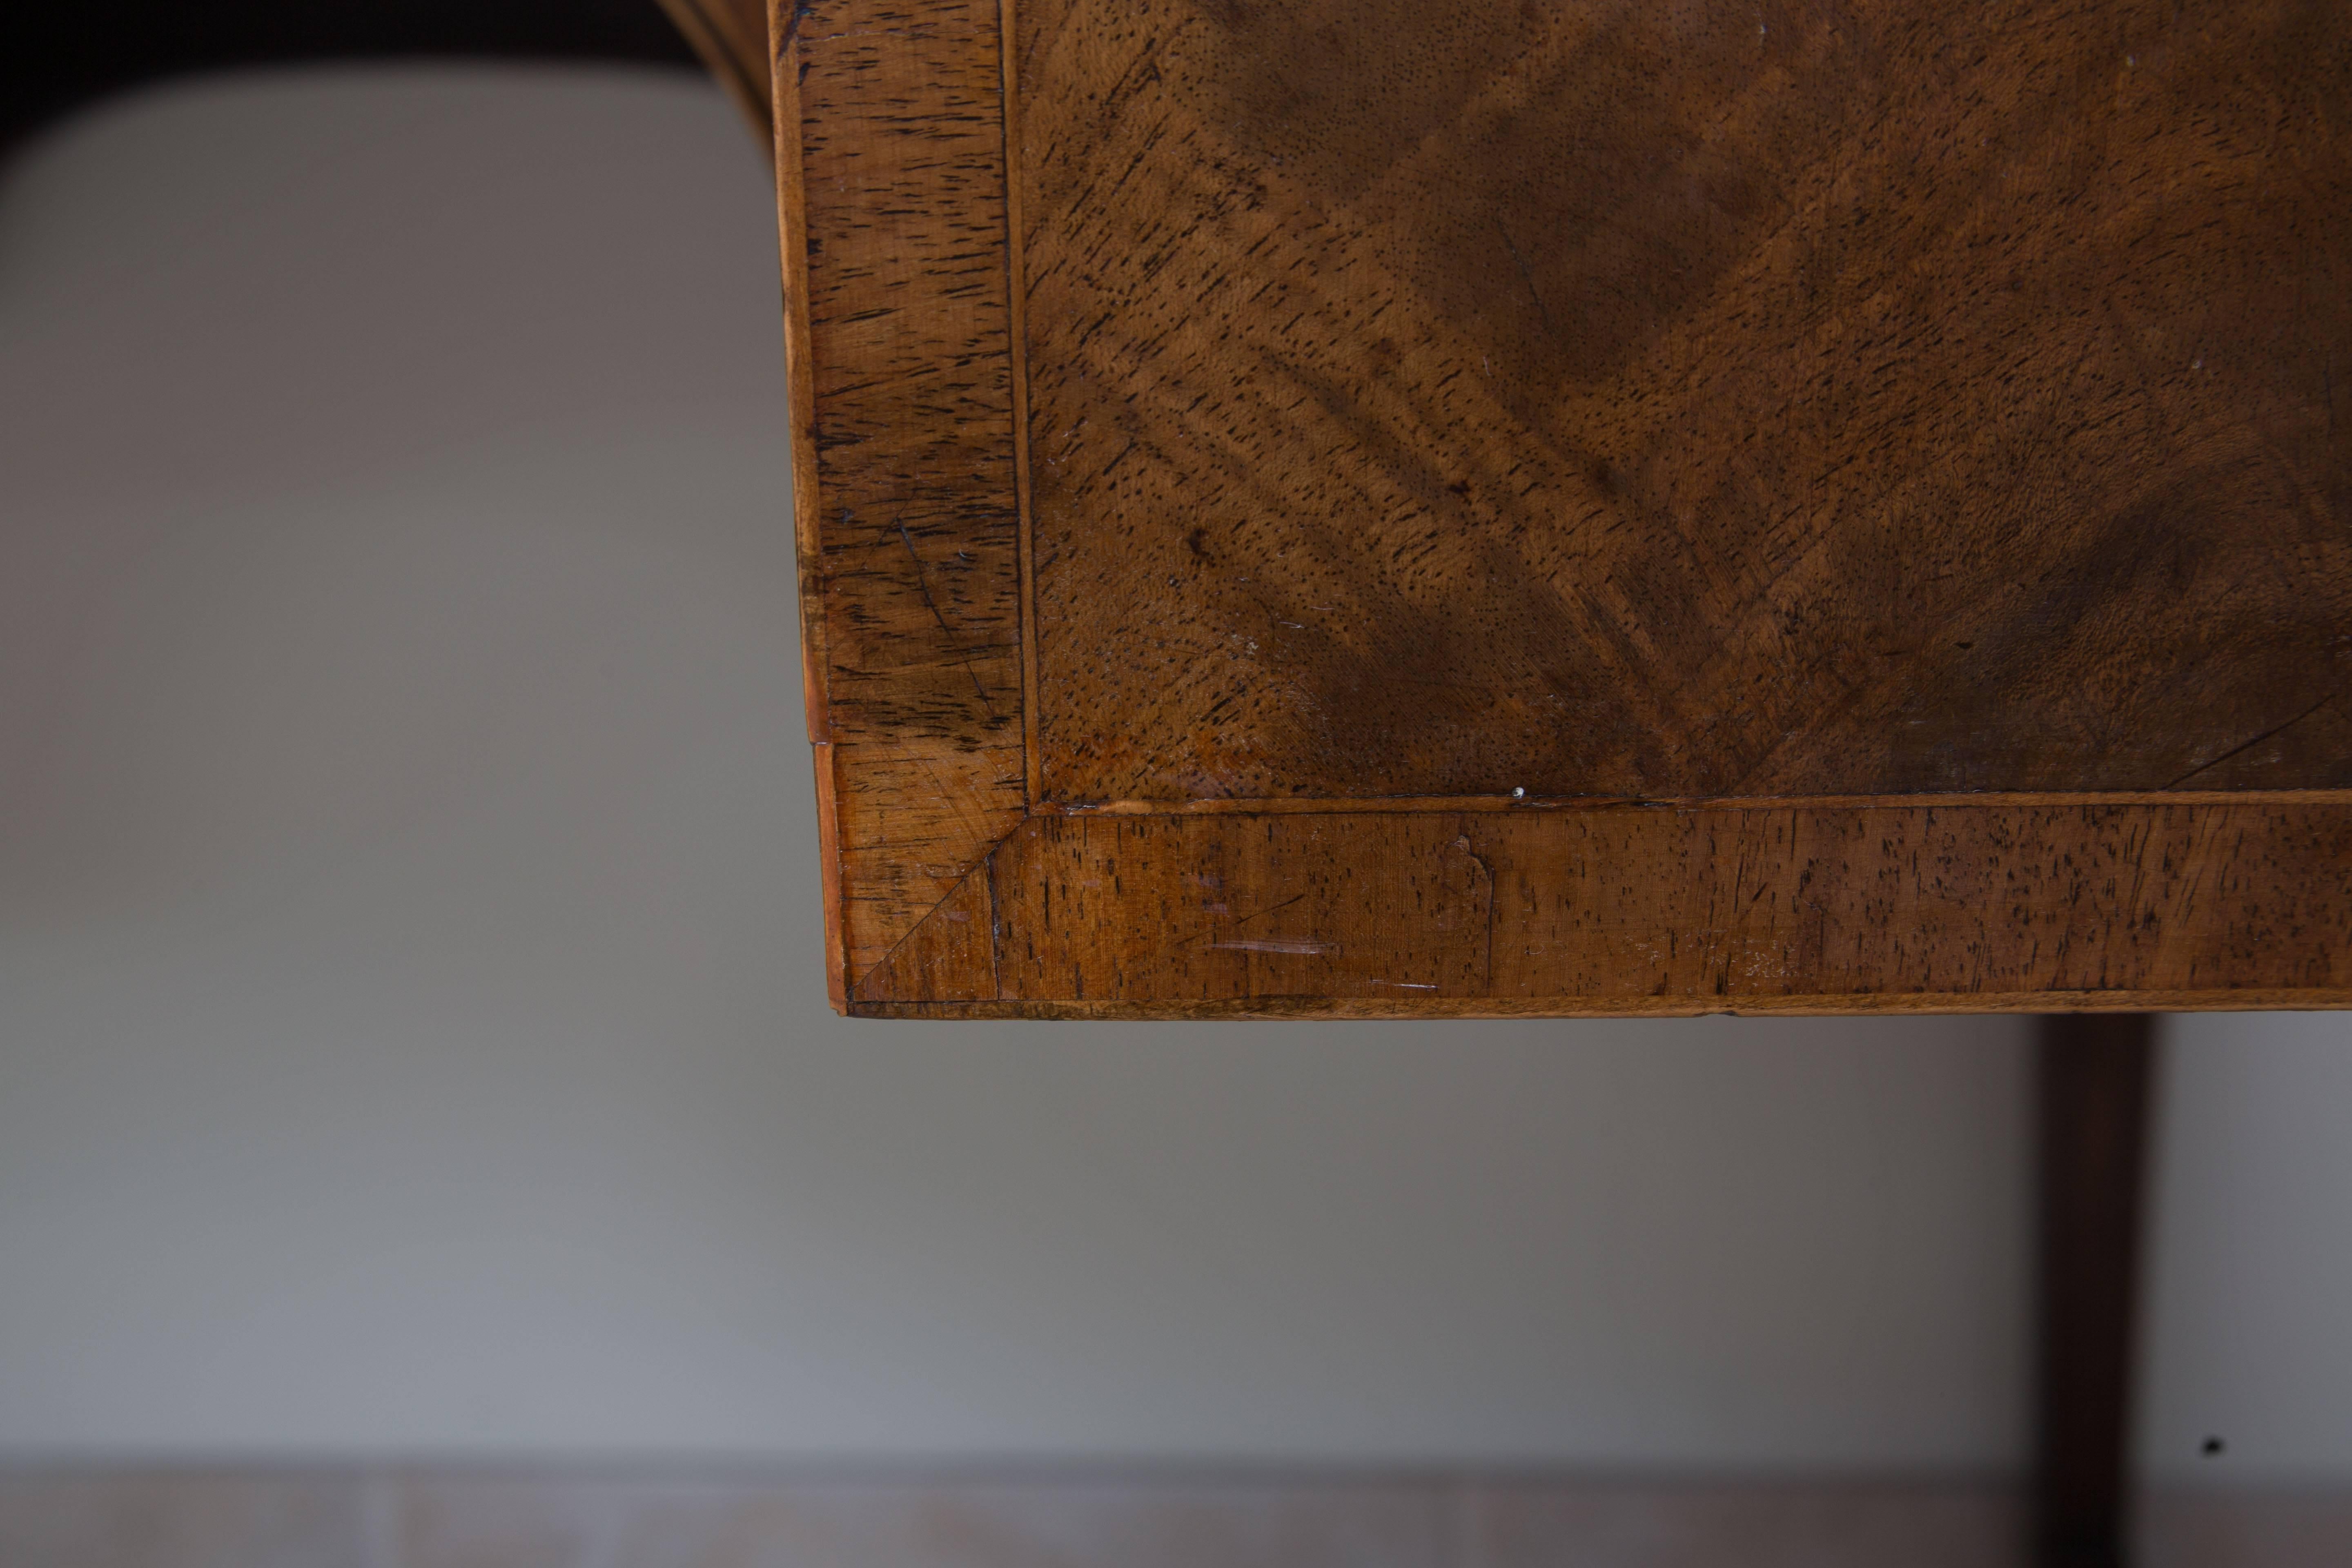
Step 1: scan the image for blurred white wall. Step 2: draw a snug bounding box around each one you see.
[0,65,2326,1481]
[2140,1014,2352,1486]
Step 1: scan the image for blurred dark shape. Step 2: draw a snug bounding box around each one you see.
[2,0,699,158]
[2036,1013,2156,1568]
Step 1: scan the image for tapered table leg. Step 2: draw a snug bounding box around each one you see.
[2034,1012,2156,1568]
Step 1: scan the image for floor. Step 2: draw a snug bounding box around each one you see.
[0,1465,2333,1567]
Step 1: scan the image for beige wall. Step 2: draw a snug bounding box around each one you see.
[0,65,2335,1483]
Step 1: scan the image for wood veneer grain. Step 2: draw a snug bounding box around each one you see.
[781,0,1028,989]
[774,0,2352,1015]
[854,802,2352,1014]
[1021,0,2352,804]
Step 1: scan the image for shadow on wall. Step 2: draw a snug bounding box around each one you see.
[0,62,2336,1521]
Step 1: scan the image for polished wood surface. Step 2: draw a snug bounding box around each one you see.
[856,802,2352,1014]
[780,0,1027,1002]
[775,0,2352,1016]
[1023,0,2352,803]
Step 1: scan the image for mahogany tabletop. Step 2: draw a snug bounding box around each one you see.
[771,0,2352,1017]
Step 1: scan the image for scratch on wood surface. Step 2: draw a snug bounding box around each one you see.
[1495,217,1555,339]
[896,519,999,715]
[1213,937,1337,955]
[2163,691,2336,788]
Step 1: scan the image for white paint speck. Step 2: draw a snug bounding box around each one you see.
[1511,786,1527,799]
